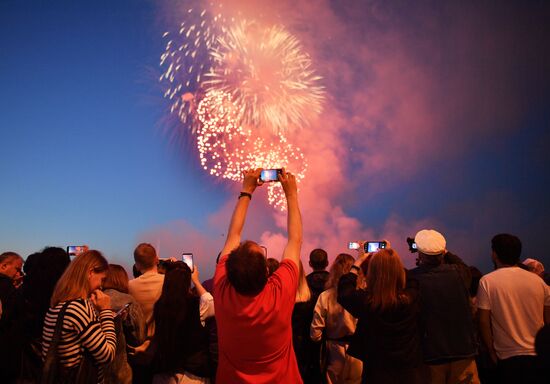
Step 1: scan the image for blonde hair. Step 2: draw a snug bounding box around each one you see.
[326,253,355,291]
[366,248,408,311]
[295,259,311,303]
[50,250,108,306]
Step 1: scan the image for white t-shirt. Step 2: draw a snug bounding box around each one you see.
[477,267,550,359]
[128,271,165,337]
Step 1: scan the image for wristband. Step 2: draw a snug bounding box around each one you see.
[350,265,361,273]
[239,192,252,200]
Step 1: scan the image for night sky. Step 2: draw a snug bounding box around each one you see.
[1,0,549,279]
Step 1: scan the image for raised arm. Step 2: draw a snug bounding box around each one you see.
[279,170,302,266]
[220,169,263,257]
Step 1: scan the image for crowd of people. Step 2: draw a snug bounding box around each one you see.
[0,168,549,384]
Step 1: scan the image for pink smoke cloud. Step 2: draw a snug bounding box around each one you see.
[152,1,548,272]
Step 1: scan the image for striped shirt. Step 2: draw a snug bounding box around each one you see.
[42,298,116,383]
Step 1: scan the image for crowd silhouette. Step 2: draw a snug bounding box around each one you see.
[0,169,549,384]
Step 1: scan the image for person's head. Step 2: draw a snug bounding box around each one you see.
[522,258,544,277]
[414,229,446,266]
[157,264,192,309]
[22,247,70,303]
[50,250,108,306]
[367,248,407,311]
[266,258,280,276]
[295,260,311,303]
[103,264,130,293]
[133,243,158,273]
[309,248,328,271]
[326,253,355,290]
[0,251,23,280]
[226,240,267,296]
[491,233,521,267]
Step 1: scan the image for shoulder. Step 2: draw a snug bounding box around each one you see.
[65,299,94,318]
[279,258,298,271]
[317,288,334,302]
[273,259,299,281]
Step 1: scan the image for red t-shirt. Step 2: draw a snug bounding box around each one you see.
[213,255,302,384]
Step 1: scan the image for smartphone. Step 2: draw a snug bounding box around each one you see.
[67,245,88,257]
[406,237,418,253]
[364,241,387,253]
[182,252,194,271]
[115,303,131,317]
[348,242,360,250]
[260,169,282,183]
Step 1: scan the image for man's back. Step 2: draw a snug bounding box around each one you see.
[409,263,477,362]
[477,267,550,359]
[306,270,329,302]
[214,255,302,384]
[128,271,164,337]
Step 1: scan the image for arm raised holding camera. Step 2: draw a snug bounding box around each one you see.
[220,169,263,257]
[279,170,303,267]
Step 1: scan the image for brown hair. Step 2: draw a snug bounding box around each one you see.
[50,250,108,306]
[366,248,408,311]
[103,264,129,293]
[326,253,355,291]
[134,243,157,270]
[309,248,328,270]
[226,240,267,296]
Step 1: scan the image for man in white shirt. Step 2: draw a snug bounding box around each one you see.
[128,243,166,384]
[128,243,165,338]
[477,233,550,384]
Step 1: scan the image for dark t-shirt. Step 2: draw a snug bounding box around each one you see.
[306,271,329,302]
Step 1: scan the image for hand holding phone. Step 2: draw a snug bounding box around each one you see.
[115,303,131,318]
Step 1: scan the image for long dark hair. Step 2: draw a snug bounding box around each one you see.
[366,248,409,311]
[153,264,193,367]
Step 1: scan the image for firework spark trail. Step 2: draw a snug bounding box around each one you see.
[196,90,308,210]
[160,6,323,209]
[160,6,230,132]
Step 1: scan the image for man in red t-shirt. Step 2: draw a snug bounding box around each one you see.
[214,168,303,384]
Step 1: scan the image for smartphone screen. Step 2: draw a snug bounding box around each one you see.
[115,303,131,317]
[67,245,88,257]
[260,169,282,183]
[348,242,360,250]
[182,253,194,271]
[364,241,387,253]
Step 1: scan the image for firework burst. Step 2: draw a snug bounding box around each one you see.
[196,90,308,210]
[160,6,323,209]
[206,20,325,135]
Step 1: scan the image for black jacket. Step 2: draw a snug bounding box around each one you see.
[408,254,477,363]
[337,272,423,369]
